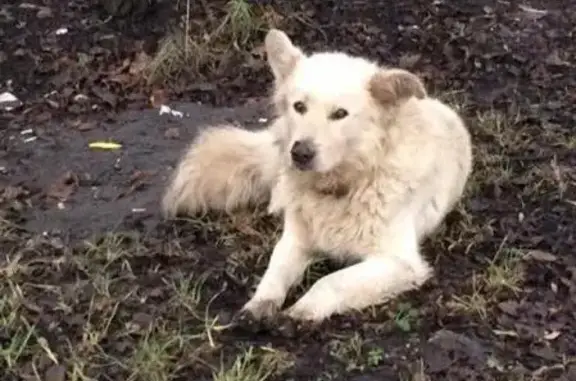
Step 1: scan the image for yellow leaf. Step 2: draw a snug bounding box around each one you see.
[89,141,122,150]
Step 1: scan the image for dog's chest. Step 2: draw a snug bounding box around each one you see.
[293,192,384,259]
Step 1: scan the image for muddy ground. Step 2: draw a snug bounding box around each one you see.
[1,0,576,380]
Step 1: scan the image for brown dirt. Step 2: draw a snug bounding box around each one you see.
[1,1,576,380]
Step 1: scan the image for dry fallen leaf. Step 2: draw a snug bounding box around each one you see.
[150,88,167,109]
[524,250,558,262]
[399,53,422,69]
[91,86,117,108]
[164,127,180,139]
[117,170,157,199]
[46,171,79,202]
[1,185,28,202]
[89,141,122,150]
[128,170,156,185]
[45,364,66,381]
[129,51,152,76]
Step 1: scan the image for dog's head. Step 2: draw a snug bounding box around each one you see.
[265,29,427,174]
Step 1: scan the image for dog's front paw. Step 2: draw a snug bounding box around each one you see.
[232,299,281,333]
[285,303,326,323]
[242,298,281,321]
[272,312,320,338]
[284,293,337,323]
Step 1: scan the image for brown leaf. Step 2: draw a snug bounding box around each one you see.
[45,99,60,109]
[117,170,157,199]
[129,51,152,76]
[150,88,167,109]
[498,301,520,315]
[34,111,52,123]
[545,51,570,67]
[67,119,96,130]
[1,185,27,202]
[109,73,132,85]
[91,86,117,108]
[45,364,66,381]
[524,250,557,262]
[46,171,79,202]
[37,7,53,19]
[132,312,154,329]
[399,53,422,69]
[129,170,156,185]
[164,127,180,139]
[77,121,97,131]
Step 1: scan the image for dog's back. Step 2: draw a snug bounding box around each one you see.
[396,97,473,239]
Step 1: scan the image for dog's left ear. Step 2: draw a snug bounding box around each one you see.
[265,29,305,83]
[369,69,427,106]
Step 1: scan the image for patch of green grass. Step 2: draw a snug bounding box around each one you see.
[127,328,187,381]
[485,246,525,295]
[328,332,385,372]
[83,232,139,267]
[392,302,420,333]
[447,247,526,319]
[447,273,489,319]
[213,346,293,381]
[0,282,37,371]
[223,0,266,46]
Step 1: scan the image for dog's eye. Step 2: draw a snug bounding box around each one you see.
[329,108,349,120]
[293,101,307,114]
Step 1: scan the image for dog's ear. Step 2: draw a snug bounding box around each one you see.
[369,69,427,106]
[265,29,304,82]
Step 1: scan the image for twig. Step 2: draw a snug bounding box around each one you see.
[199,0,216,24]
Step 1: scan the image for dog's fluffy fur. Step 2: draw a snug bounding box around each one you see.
[162,29,473,322]
[162,126,279,216]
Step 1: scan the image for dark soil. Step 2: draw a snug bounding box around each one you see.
[2,1,576,380]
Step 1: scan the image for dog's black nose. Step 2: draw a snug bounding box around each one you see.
[290,139,315,169]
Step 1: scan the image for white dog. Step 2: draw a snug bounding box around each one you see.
[162,29,473,323]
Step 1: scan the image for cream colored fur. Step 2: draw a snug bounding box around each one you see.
[162,29,473,323]
[162,125,280,216]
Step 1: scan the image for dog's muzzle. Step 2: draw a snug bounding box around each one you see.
[290,139,316,170]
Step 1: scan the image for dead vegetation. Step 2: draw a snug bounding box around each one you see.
[145,0,285,84]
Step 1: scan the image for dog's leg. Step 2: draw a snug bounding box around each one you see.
[285,220,432,322]
[242,217,311,320]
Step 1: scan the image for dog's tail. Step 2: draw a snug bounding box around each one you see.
[161,125,280,218]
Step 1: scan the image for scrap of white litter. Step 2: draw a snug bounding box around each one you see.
[159,104,183,118]
[544,330,561,340]
[132,208,146,213]
[23,137,37,143]
[56,27,68,35]
[57,202,65,210]
[19,3,39,9]
[518,4,548,15]
[258,118,268,123]
[21,129,33,135]
[74,94,89,102]
[0,92,18,102]
[0,92,21,111]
